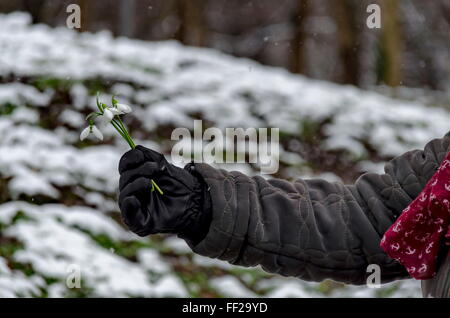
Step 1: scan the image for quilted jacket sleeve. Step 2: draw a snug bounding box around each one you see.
[183,132,450,285]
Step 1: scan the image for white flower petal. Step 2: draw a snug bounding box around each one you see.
[92,126,103,141]
[117,104,132,114]
[110,108,123,115]
[103,108,114,121]
[80,126,90,141]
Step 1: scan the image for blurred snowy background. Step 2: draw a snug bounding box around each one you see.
[1,1,450,298]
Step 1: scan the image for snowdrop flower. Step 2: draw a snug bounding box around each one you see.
[80,126,90,141]
[80,124,103,141]
[81,93,163,195]
[116,103,132,114]
[110,108,123,116]
[103,108,114,121]
[91,125,104,140]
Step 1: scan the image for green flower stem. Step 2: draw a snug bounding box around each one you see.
[111,116,162,195]
[110,120,134,149]
[112,118,133,147]
[109,120,126,139]
[110,119,127,140]
[115,117,135,148]
[151,180,164,195]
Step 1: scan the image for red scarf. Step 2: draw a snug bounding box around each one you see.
[381,152,450,279]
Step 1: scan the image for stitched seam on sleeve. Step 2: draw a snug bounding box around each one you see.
[214,173,243,260]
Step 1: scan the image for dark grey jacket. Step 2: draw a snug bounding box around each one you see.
[186,132,450,295]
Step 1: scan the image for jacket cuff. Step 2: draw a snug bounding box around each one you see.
[182,163,250,263]
[176,164,212,245]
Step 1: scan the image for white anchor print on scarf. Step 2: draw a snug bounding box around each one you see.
[381,151,450,279]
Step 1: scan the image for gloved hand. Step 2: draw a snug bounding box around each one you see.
[118,145,212,244]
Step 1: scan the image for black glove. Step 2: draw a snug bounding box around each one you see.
[118,145,212,244]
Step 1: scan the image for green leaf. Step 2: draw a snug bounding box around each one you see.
[95,92,102,112]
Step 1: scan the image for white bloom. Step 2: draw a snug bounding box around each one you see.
[110,108,123,116]
[91,125,103,141]
[80,126,90,141]
[116,103,132,114]
[106,104,131,117]
[80,125,103,141]
[103,108,114,121]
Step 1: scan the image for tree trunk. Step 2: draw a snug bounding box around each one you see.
[176,0,205,47]
[23,0,46,23]
[290,0,310,74]
[78,0,89,32]
[380,0,402,86]
[332,0,360,85]
[119,0,136,37]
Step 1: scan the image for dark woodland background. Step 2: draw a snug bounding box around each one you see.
[2,0,450,91]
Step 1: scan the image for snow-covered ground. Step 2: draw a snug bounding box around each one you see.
[1,12,448,297]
